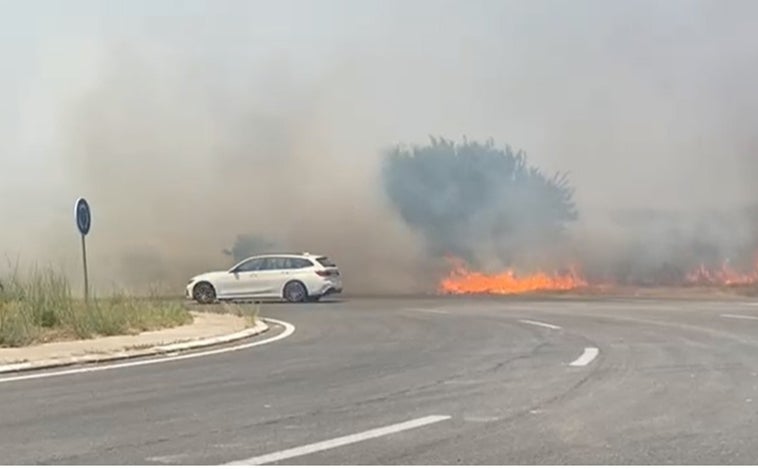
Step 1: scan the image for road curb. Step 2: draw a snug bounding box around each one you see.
[0,318,270,375]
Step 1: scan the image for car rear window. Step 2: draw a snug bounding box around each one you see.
[316,257,337,268]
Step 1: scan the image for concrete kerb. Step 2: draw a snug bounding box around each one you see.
[0,318,270,375]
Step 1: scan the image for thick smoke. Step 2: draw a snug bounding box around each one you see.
[575,208,758,285]
[54,44,430,294]
[3,0,758,293]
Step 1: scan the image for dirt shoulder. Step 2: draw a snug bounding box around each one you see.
[0,312,248,366]
[545,285,758,300]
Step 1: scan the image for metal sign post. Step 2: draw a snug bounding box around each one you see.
[75,198,92,302]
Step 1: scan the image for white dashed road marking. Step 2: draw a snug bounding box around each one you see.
[224,415,452,465]
[519,319,562,330]
[721,314,758,321]
[570,347,599,367]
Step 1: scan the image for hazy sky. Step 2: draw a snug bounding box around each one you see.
[1,0,757,290]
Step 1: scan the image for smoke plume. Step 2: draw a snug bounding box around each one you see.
[54,43,430,294]
[2,0,758,293]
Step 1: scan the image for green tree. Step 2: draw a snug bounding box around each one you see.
[382,137,576,265]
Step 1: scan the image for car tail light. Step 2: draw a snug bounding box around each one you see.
[316,269,340,277]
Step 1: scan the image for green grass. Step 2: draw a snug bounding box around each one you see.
[0,267,192,347]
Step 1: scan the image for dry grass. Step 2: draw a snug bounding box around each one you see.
[212,302,261,327]
[0,267,192,347]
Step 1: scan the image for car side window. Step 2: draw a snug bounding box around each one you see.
[278,258,291,270]
[260,257,309,270]
[289,258,313,269]
[235,258,264,272]
[260,257,288,271]
[237,257,313,271]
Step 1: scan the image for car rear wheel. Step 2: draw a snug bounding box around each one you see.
[283,281,308,303]
[193,282,217,304]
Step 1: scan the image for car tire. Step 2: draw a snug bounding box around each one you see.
[193,282,217,304]
[283,281,308,303]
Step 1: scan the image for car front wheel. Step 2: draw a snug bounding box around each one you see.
[193,282,217,304]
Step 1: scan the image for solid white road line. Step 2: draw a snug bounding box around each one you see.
[0,318,295,384]
[519,319,562,330]
[721,314,758,321]
[570,347,599,367]
[225,415,452,466]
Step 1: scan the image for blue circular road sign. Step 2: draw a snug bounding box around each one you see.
[75,198,91,236]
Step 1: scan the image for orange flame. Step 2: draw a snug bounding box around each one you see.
[685,260,758,286]
[439,257,588,295]
[439,256,758,294]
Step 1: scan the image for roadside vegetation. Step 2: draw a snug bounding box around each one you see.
[0,267,192,347]
[191,301,261,327]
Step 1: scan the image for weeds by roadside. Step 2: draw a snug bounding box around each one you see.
[216,302,260,327]
[0,267,192,347]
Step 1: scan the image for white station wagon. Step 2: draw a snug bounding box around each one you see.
[187,253,343,303]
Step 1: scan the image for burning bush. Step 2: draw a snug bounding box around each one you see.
[439,256,588,295]
[383,138,758,295]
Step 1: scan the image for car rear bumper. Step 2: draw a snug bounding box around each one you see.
[314,281,342,297]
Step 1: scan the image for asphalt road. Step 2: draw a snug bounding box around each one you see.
[3,296,758,464]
